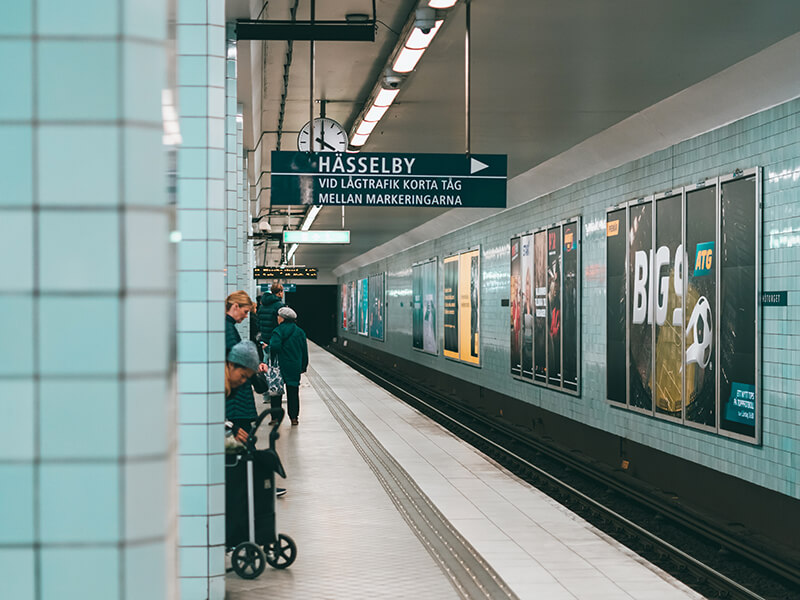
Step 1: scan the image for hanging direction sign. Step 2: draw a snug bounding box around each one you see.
[270,151,507,208]
[254,266,318,279]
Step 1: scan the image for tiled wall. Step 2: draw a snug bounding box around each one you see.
[175,0,227,598]
[0,1,176,599]
[339,98,800,501]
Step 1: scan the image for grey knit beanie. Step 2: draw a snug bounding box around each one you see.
[278,306,297,321]
[227,340,260,372]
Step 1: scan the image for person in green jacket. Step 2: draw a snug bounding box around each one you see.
[258,283,285,346]
[269,306,309,426]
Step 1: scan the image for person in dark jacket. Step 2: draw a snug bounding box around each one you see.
[225,291,262,435]
[258,283,285,347]
[225,340,261,442]
[269,306,309,426]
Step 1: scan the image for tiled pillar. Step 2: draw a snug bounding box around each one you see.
[175,0,227,598]
[225,25,238,297]
[0,2,176,600]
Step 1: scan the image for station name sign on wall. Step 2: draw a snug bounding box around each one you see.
[254,266,318,279]
[271,151,507,208]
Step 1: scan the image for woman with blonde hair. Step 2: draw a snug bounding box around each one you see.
[225,291,262,436]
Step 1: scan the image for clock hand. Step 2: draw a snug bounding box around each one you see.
[315,137,337,151]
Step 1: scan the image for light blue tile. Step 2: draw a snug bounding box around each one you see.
[178,272,207,302]
[207,239,225,270]
[125,377,170,457]
[179,87,208,119]
[179,577,208,600]
[125,126,166,207]
[208,147,224,178]
[0,465,34,543]
[0,41,33,120]
[178,392,208,424]
[125,211,170,290]
[207,453,224,485]
[179,483,208,516]
[209,25,225,57]
[209,575,225,600]
[125,295,170,374]
[178,56,207,86]
[179,515,207,546]
[39,463,119,543]
[178,333,208,362]
[179,454,209,486]
[123,0,166,40]
[208,482,224,514]
[178,178,207,209]
[208,117,224,149]
[178,24,207,55]
[208,0,224,26]
[178,240,208,271]
[38,125,119,207]
[178,116,207,148]
[126,460,168,540]
[178,363,209,393]
[0,210,33,291]
[0,125,33,206]
[38,211,120,292]
[208,271,225,302]
[179,423,208,454]
[207,56,225,90]
[178,147,208,179]
[208,178,225,209]
[40,380,118,459]
[38,41,119,120]
[207,423,223,454]
[179,208,209,240]
[0,295,34,376]
[125,542,167,600]
[124,41,165,123]
[41,547,119,600]
[39,297,119,376]
[0,1,33,35]
[208,514,224,546]
[38,0,117,35]
[208,543,225,576]
[0,381,34,459]
[178,300,208,333]
[0,548,34,600]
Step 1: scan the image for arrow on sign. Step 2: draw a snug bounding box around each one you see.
[470,157,489,174]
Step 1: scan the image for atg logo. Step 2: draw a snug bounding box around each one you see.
[694,242,714,276]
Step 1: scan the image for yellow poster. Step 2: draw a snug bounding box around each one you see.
[459,249,480,365]
[443,255,460,359]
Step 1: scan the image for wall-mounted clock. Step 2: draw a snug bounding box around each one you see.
[297,117,348,152]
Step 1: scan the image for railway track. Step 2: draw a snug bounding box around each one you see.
[327,345,800,600]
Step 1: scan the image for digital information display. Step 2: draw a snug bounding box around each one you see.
[254,266,318,279]
[606,168,760,443]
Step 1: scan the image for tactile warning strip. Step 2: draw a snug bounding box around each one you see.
[307,366,519,600]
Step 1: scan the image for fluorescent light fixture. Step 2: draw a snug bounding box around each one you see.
[300,205,322,231]
[283,230,351,244]
[392,20,443,73]
[363,103,391,122]
[286,244,298,261]
[351,132,370,146]
[356,120,378,136]
[374,88,400,106]
[428,0,457,8]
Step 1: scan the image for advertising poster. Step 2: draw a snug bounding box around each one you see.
[461,249,480,365]
[562,223,578,391]
[341,283,348,329]
[654,194,683,417]
[369,273,385,340]
[521,234,534,379]
[357,278,369,336]
[510,237,522,375]
[628,202,653,411]
[348,281,356,332]
[684,186,716,427]
[719,176,756,438]
[533,230,548,384]
[443,256,459,358]
[412,265,423,350]
[546,227,562,386]
[421,260,437,354]
[606,209,627,403]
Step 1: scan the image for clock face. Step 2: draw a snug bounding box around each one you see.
[297,118,348,152]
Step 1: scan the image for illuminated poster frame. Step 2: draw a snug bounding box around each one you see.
[341,283,348,329]
[412,258,438,355]
[443,248,480,366]
[510,218,581,395]
[357,277,369,336]
[605,167,760,444]
[368,272,385,341]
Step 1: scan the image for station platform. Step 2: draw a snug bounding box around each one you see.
[226,343,702,600]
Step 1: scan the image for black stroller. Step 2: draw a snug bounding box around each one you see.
[226,407,297,578]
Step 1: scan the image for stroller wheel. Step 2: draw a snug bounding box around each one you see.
[231,542,266,579]
[265,533,297,569]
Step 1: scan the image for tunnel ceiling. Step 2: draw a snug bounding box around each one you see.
[227,0,800,279]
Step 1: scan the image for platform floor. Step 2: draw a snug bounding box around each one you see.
[226,343,703,600]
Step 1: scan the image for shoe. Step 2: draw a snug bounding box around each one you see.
[290,419,298,426]
[276,487,287,497]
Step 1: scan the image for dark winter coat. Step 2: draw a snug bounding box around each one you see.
[225,314,258,420]
[258,293,285,345]
[269,321,308,387]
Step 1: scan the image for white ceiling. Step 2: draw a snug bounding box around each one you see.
[228,0,800,282]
